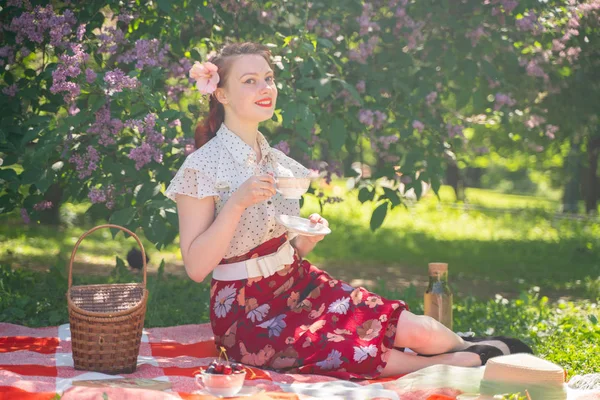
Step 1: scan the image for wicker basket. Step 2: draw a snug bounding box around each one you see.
[67,224,148,374]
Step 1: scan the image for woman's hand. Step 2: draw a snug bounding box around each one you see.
[304,213,329,243]
[229,175,276,210]
[291,213,329,258]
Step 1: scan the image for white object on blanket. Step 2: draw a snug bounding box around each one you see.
[569,374,600,390]
[276,381,400,400]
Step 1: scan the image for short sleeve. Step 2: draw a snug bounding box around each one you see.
[165,166,218,202]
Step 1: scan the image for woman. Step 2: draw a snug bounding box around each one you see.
[165,42,531,379]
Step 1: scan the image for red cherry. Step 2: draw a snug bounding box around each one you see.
[223,365,233,375]
[214,363,224,374]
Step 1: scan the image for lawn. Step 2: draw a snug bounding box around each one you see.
[1,182,599,376]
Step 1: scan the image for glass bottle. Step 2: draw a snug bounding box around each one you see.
[424,262,453,330]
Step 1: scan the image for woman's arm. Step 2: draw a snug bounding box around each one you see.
[176,174,277,283]
[291,235,318,258]
[176,194,245,283]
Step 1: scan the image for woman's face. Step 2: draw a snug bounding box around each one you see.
[217,54,277,124]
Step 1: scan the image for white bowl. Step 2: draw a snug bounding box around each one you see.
[275,177,311,199]
[195,369,246,397]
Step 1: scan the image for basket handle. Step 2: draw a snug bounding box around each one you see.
[68,224,147,289]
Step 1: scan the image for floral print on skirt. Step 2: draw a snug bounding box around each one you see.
[210,234,409,380]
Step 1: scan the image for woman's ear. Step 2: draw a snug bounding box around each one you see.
[214,88,228,105]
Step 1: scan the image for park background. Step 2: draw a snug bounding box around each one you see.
[0,0,599,378]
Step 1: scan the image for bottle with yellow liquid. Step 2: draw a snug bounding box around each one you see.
[424,262,453,330]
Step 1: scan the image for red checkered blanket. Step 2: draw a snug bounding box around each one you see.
[0,322,494,399]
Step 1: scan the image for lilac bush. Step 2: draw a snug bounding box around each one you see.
[0,0,598,246]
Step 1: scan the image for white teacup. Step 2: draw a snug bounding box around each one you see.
[275,177,311,199]
[195,369,246,397]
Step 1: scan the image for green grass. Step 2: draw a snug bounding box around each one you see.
[1,184,599,376]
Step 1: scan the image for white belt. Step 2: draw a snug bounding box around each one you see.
[212,240,295,281]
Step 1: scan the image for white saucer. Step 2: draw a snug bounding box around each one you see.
[275,215,331,237]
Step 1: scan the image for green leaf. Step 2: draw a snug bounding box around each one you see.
[109,207,137,232]
[198,5,214,23]
[329,118,346,152]
[142,214,167,245]
[358,187,375,203]
[157,0,171,14]
[135,183,162,204]
[370,201,388,231]
[455,89,471,111]
[333,79,362,105]
[382,187,401,207]
[481,60,499,80]
[282,102,297,128]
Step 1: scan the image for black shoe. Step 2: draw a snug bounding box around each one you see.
[462,344,504,365]
[462,336,533,354]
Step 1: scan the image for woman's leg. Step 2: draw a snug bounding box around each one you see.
[380,348,481,377]
[394,311,510,355]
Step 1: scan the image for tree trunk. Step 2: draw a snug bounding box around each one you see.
[446,161,463,201]
[39,183,63,225]
[562,144,582,213]
[585,137,600,214]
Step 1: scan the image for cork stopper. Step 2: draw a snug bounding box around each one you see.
[428,262,448,275]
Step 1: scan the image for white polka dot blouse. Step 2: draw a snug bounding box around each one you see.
[165,123,310,259]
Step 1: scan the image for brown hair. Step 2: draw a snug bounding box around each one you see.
[194,42,274,148]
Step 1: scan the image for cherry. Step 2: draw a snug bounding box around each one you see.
[223,365,233,375]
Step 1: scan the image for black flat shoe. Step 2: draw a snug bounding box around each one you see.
[462,336,533,354]
[462,344,504,365]
[417,344,504,366]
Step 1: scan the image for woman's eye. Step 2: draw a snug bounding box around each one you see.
[244,79,255,84]
[266,76,274,82]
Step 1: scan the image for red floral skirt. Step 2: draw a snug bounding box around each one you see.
[209,234,409,380]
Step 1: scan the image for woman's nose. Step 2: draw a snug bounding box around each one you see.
[259,80,274,93]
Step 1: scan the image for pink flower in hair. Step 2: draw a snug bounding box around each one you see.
[189,61,220,95]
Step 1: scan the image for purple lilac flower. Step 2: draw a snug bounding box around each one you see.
[358,109,374,126]
[0,46,16,66]
[525,115,546,129]
[69,145,100,179]
[50,43,88,104]
[128,143,159,170]
[274,140,290,155]
[33,201,53,211]
[465,25,486,47]
[545,125,559,139]
[3,84,18,97]
[377,135,399,150]
[116,39,170,69]
[104,69,139,95]
[21,208,30,224]
[85,68,97,83]
[356,80,366,93]
[8,5,76,48]
[88,104,124,146]
[494,93,517,110]
[97,27,126,55]
[412,120,425,132]
[446,123,465,138]
[426,91,437,106]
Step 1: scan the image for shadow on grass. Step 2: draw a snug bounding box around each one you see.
[311,217,600,300]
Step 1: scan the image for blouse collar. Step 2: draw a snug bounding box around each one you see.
[216,123,273,166]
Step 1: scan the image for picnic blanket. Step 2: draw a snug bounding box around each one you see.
[1,322,599,400]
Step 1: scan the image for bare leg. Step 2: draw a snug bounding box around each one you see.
[380,348,481,377]
[394,311,510,355]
